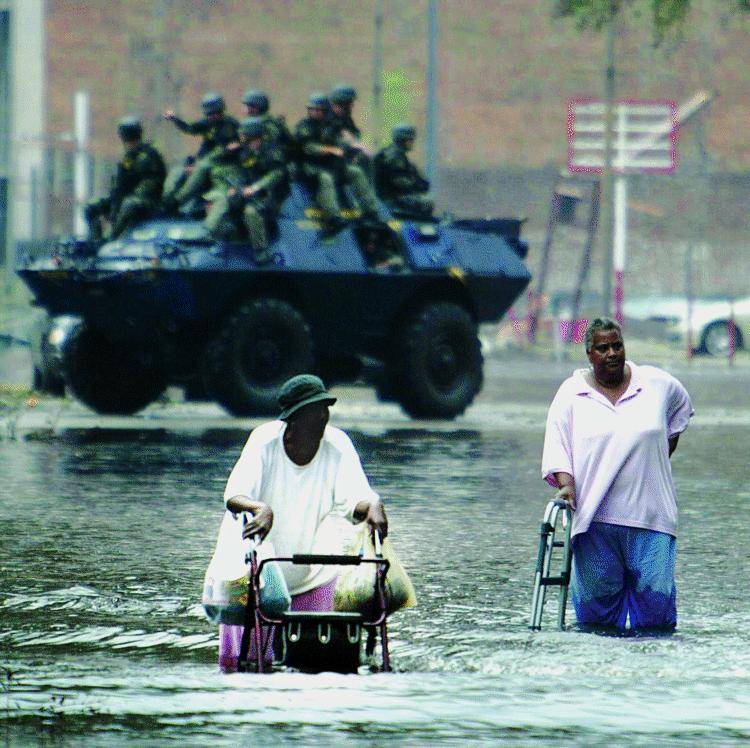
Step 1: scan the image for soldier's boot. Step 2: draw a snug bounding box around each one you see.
[396,194,434,219]
[243,204,273,264]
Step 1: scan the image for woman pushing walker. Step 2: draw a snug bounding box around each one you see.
[218,374,388,671]
[542,317,693,633]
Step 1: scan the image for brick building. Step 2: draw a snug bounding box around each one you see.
[2,1,748,292]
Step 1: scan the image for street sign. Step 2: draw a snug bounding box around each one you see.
[568,99,678,174]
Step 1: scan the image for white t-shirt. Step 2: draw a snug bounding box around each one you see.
[223,421,379,594]
[542,362,693,539]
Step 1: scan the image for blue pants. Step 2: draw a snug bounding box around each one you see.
[571,522,677,632]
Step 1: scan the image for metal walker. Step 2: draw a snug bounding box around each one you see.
[529,499,573,630]
[237,531,392,673]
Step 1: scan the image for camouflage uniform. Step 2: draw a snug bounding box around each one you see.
[163,114,240,206]
[294,115,380,222]
[169,113,241,159]
[259,114,295,161]
[373,142,433,218]
[326,110,371,177]
[85,142,166,239]
[204,141,288,261]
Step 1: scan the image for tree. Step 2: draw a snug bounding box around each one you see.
[556,0,748,39]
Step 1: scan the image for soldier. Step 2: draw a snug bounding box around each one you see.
[328,84,372,175]
[241,89,295,160]
[162,93,240,210]
[294,92,383,235]
[374,124,434,219]
[204,117,289,265]
[84,117,166,240]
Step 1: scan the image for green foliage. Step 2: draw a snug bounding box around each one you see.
[555,0,747,35]
[555,0,625,30]
[380,70,414,144]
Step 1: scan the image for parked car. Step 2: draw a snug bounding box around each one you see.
[545,292,747,357]
[624,295,748,356]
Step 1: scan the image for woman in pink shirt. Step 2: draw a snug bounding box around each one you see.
[542,318,693,632]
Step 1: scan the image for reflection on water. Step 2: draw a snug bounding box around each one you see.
[1,426,749,744]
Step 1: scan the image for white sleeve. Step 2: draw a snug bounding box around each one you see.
[666,375,694,438]
[541,386,574,487]
[332,433,379,524]
[222,428,266,508]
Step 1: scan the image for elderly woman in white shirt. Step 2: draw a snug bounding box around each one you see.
[219,374,387,670]
[542,318,693,633]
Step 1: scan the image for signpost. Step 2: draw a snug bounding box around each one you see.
[568,98,678,324]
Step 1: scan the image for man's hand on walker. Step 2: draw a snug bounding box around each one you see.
[227,496,274,540]
[242,503,274,540]
[556,484,576,510]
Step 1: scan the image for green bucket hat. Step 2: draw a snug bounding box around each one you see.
[278,374,336,421]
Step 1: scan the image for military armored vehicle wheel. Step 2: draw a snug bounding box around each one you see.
[203,298,314,416]
[33,366,65,397]
[62,326,167,414]
[393,301,483,418]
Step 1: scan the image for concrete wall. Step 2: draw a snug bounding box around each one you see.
[1,0,46,283]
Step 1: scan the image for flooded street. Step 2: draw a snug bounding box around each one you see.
[2,355,750,745]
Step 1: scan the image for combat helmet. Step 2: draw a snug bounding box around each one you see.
[392,123,417,143]
[307,92,329,110]
[201,92,226,116]
[117,116,143,141]
[239,116,266,140]
[329,85,357,105]
[242,89,270,114]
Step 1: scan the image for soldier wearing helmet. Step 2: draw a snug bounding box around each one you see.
[242,89,295,161]
[294,92,384,235]
[373,124,433,219]
[327,84,373,176]
[202,116,289,264]
[164,93,239,159]
[84,116,166,240]
[161,93,240,212]
[327,85,361,139]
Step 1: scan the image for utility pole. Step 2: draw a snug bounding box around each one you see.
[425,0,438,186]
[600,1,617,317]
[73,90,90,238]
[372,0,384,148]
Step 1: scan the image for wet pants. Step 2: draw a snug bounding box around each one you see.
[571,521,677,632]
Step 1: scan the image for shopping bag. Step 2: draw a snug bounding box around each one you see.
[334,523,417,615]
[202,510,290,624]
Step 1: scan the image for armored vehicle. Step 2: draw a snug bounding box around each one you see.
[18,185,531,419]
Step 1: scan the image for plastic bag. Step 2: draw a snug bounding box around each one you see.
[334,523,417,616]
[202,510,290,624]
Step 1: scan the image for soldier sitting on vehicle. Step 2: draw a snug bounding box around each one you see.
[294,92,385,236]
[162,92,240,212]
[84,117,166,240]
[203,117,289,265]
[374,124,434,220]
[241,89,295,162]
[327,85,372,175]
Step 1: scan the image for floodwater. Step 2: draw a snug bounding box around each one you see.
[2,374,750,744]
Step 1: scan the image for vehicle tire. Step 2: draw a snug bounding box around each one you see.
[33,365,65,397]
[202,298,314,416]
[62,326,167,414]
[701,321,743,357]
[392,301,483,419]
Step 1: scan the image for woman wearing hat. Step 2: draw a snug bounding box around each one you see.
[218,374,388,670]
